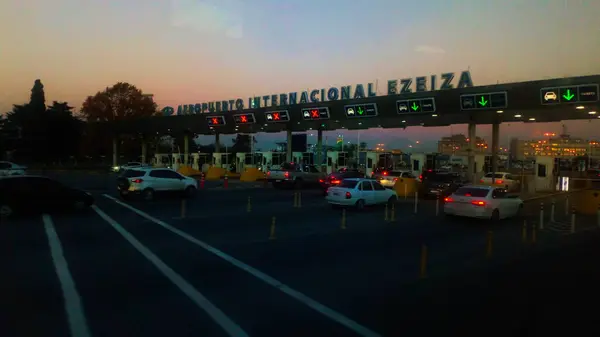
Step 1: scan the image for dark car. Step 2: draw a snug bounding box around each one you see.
[421,172,465,199]
[320,168,364,194]
[0,175,94,218]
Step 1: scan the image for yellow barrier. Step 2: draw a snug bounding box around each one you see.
[240,167,264,182]
[571,189,600,215]
[205,166,226,180]
[393,177,418,197]
[177,165,202,177]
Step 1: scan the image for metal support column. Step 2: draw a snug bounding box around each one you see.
[491,122,500,183]
[141,142,147,165]
[317,130,323,172]
[286,130,293,163]
[184,133,190,167]
[214,133,220,153]
[468,123,476,183]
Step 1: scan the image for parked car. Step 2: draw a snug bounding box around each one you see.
[443,185,523,221]
[479,172,520,191]
[112,161,150,173]
[319,168,364,194]
[0,161,27,176]
[421,172,465,199]
[325,178,397,209]
[0,176,94,218]
[267,162,323,188]
[117,168,198,201]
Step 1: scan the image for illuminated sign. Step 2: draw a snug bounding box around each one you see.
[206,116,226,126]
[396,98,436,114]
[344,103,378,118]
[233,113,256,125]
[162,70,474,115]
[460,92,507,110]
[265,110,290,123]
[541,84,598,105]
[301,107,330,120]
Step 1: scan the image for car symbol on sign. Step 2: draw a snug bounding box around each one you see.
[399,105,408,111]
[303,111,310,118]
[347,108,355,115]
[266,114,273,120]
[544,92,557,101]
[463,99,473,107]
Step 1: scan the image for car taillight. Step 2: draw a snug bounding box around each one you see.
[383,171,388,175]
[284,171,289,178]
[419,175,423,180]
[332,180,341,184]
[267,171,271,176]
[345,192,352,199]
[444,197,453,202]
[480,179,484,183]
[319,179,324,183]
[393,177,398,182]
[471,200,486,206]
[495,179,503,184]
[132,179,143,183]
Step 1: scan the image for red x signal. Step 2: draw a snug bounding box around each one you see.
[212,117,219,125]
[273,113,280,120]
[310,109,319,118]
[240,115,248,123]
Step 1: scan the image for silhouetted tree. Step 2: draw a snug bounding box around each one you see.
[80,83,158,121]
[29,79,46,114]
[231,134,256,153]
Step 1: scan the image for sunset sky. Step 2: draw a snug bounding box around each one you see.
[1,0,600,150]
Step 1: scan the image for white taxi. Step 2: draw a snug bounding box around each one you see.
[443,185,523,221]
[326,178,397,209]
[479,172,519,191]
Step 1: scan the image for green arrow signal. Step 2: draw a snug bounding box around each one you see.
[562,89,575,101]
[411,102,419,111]
[357,107,364,115]
[478,96,488,107]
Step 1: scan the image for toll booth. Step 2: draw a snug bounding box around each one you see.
[259,151,286,170]
[359,151,377,176]
[192,153,210,172]
[326,151,349,173]
[292,152,303,165]
[212,153,234,169]
[410,153,426,178]
[301,152,314,165]
[235,152,263,173]
[171,153,184,171]
[534,156,556,192]
[153,153,175,168]
[474,154,486,179]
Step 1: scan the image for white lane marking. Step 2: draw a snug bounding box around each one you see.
[42,214,92,337]
[91,205,248,337]
[102,194,382,337]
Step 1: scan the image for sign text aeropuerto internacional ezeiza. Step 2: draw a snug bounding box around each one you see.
[161,70,474,116]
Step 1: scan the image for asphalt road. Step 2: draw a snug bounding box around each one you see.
[1,174,594,337]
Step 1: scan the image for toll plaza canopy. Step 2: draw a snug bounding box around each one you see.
[101,74,600,136]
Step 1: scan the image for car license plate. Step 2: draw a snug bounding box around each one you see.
[275,179,281,182]
[430,189,439,194]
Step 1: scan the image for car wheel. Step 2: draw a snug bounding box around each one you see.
[491,209,500,222]
[185,186,197,198]
[0,204,13,218]
[355,199,365,210]
[142,188,154,201]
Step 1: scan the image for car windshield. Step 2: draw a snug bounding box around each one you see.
[484,173,504,178]
[339,180,358,188]
[454,187,489,197]
[122,169,145,178]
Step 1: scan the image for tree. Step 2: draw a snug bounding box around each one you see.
[43,101,84,162]
[80,82,158,121]
[231,134,256,153]
[29,79,46,114]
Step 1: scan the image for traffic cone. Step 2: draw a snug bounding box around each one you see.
[200,173,205,189]
[224,173,229,189]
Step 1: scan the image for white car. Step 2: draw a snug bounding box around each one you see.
[116,168,198,201]
[479,172,519,191]
[443,185,523,221]
[0,161,27,176]
[326,178,397,209]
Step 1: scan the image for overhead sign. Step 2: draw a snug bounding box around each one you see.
[396,98,436,114]
[162,70,474,115]
[233,113,256,125]
[301,107,330,120]
[460,92,507,110]
[540,84,599,104]
[344,103,378,118]
[206,116,226,126]
[265,110,290,123]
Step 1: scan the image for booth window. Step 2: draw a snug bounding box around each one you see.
[537,164,547,178]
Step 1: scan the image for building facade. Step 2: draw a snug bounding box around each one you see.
[437,134,488,156]
[510,134,600,160]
